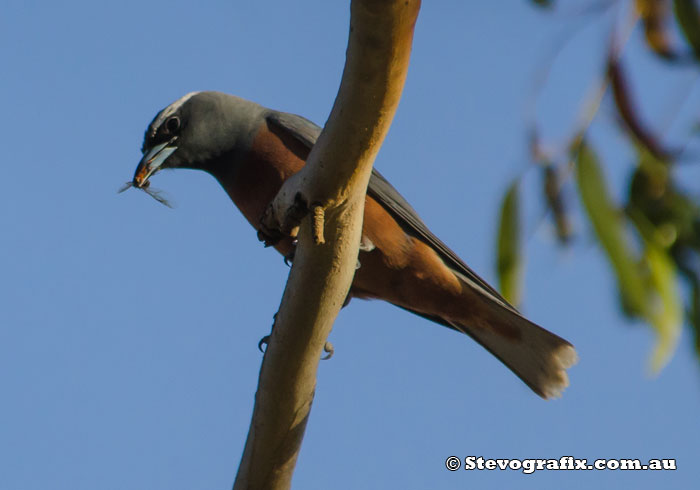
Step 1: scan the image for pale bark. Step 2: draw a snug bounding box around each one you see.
[232,0,421,489]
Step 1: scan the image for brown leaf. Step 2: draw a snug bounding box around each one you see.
[543,165,573,244]
[636,0,678,60]
[607,55,674,161]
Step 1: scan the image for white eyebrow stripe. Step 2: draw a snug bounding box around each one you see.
[152,91,201,130]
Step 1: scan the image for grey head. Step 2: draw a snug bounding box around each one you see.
[133,91,266,187]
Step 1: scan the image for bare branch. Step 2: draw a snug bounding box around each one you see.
[233,1,421,489]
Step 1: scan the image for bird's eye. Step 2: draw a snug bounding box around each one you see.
[165,116,180,134]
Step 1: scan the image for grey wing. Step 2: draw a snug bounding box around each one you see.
[267,110,322,148]
[267,110,518,314]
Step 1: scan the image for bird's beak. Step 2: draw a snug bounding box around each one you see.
[133,138,178,188]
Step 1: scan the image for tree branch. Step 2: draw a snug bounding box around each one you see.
[233,1,421,489]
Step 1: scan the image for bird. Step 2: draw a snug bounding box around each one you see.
[129,90,577,399]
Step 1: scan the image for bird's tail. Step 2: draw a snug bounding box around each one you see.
[444,298,577,399]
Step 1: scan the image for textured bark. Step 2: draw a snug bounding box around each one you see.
[233,1,421,489]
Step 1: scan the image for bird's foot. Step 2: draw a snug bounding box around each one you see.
[259,193,307,248]
[257,228,282,248]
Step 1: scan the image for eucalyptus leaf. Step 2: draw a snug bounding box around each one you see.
[575,141,648,318]
[496,181,523,307]
[644,241,683,373]
[691,281,700,355]
[674,0,700,59]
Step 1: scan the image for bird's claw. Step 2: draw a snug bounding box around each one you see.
[283,239,298,266]
[322,341,334,360]
[258,335,270,353]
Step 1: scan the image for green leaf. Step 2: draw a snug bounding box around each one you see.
[575,141,648,317]
[629,144,700,251]
[496,181,523,307]
[691,281,700,356]
[644,241,683,373]
[627,164,688,372]
[674,0,700,59]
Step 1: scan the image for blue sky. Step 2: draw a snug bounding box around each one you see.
[2,1,699,489]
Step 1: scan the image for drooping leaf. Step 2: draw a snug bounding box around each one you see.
[497,181,523,307]
[691,280,700,355]
[629,145,700,251]
[636,0,677,59]
[608,56,673,161]
[627,146,698,370]
[542,164,573,244]
[644,240,683,373]
[530,128,573,245]
[575,141,648,318]
[628,147,672,231]
[674,0,700,59]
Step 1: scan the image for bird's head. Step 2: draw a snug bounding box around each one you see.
[132,91,263,189]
